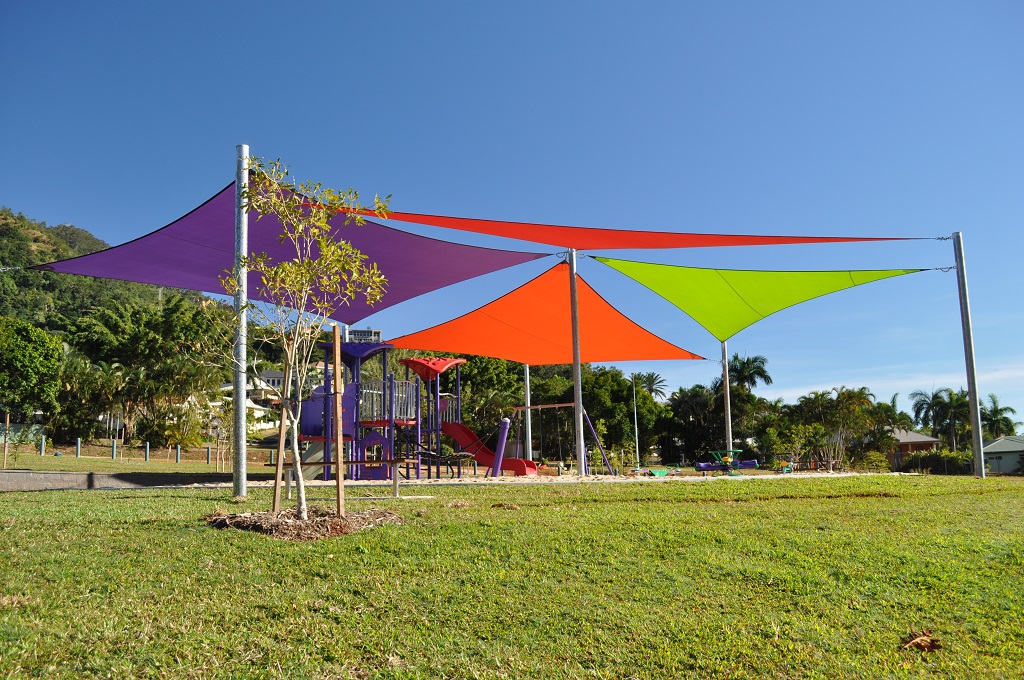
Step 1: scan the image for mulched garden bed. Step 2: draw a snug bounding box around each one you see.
[205,505,403,541]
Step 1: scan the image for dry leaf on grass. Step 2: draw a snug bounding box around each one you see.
[902,629,942,652]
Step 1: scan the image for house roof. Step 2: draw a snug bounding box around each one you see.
[983,435,1024,454]
[892,429,941,445]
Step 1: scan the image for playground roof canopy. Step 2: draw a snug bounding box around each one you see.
[33,183,547,324]
[31,179,927,363]
[362,209,913,250]
[595,257,925,341]
[388,262,705,365]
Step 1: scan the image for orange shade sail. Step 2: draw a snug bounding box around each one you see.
[388,263,705,365]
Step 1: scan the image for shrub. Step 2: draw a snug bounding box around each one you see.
[855,450,891,472]
[898,446,972,475]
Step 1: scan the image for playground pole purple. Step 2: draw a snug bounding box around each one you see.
[389,372,400,496]
[435,377,442,478]
[451,365,459,420]
[415,376,422,479]
[323,361,333,482]
[388,372,396,481]
[490,418,512,477]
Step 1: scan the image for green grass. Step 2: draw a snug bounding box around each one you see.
[1,475,1022,678]
[2,443,269,474]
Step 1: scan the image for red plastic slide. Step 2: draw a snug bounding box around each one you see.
[441,421,538,476]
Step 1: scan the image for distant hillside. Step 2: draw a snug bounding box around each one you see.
[0,206,166,332]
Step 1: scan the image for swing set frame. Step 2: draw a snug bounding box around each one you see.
[508,402,615,475]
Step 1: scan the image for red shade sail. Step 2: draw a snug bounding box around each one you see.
[356,209,913,250]
[388,263,704,365]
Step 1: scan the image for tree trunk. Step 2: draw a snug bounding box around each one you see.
[289,410,308,520]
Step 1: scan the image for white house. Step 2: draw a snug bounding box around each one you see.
[983,436,1024,474]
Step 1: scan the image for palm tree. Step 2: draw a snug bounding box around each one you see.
[910,388,946,439]
[93,361,125,439]
[728,354,772,391]
[864,394,912,455]
[942,389,972,451]
[636,372,668,400]
[982,393,1020,440]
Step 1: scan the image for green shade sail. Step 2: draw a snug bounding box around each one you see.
[595,257,923,341]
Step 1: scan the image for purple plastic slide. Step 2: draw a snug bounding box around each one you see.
[441,421,538,476]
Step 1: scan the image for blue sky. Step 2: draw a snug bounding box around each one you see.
[2,2,1022,418]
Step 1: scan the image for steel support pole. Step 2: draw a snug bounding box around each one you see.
[953,232,985,477]
[568,250,587,475]
[233,144,249,497]
[722,340,733,451]
[524,364,533,461]
[632,373,640,467]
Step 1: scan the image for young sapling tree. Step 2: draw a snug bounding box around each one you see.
[221,158,390,519]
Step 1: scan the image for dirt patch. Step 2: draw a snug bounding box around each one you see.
[205,505,403,542]
[0,595,33,608]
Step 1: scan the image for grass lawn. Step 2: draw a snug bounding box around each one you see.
[1,475,1021,678]
[1,442,269,475]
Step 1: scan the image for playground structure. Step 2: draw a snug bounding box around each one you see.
[292,341,545,486]
[695,449,760,476]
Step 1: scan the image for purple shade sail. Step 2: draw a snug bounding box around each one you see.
[33,183,548,323]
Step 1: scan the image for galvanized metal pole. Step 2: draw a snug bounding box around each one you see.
[953,232,985,477]
[632,373,640,467]
[233,144,250,497]
[568,250,587,475]
[722,340,733,451]
[524,364,533,461]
